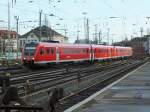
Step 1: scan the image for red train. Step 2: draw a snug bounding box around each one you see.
[21,42,133,66]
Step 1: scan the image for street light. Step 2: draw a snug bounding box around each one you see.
[82,12,87,15]
[49,13,55,17]
[28,0,34,3]
[56,23,60,26]
[146,17,150,35]
[59,18,63,20]
[109,17,119,19]
[82,12,89,44]
[107,17,120,45]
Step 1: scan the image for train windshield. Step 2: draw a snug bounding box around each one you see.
[24,43,38,56]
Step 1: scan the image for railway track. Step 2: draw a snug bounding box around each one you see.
[10,62,91,77]
[0,61,120,94]
[0,62,89,77]
[5,60,132,97]
[12,60,130,96]
[19,59,144,111]
[59,60,145,111]
[0,65,25,74]
[0,59,146,111]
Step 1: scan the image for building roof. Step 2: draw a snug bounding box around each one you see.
[21,25,67,38]
[0,30,18,38]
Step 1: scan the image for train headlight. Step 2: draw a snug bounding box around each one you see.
[32,57,35,60]
[23,58,26,60]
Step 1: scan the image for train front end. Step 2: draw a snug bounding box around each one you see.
[21,42,38,66]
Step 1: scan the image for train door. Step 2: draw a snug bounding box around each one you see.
[45,47,50,61]
[90,45,94,62]
[110,48,113,58]
[56,47,59,63]
[109,48,112,58]
[89,47,92,61]
[39,46,45,62]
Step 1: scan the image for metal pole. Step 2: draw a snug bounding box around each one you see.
[86,19,89,44]
[107,28,110,45]
[94,24,98,44]
[64,29,67,37]
[98,30,101,44]
[39,10,42,42]
[15,16,19,60]
[140,27,143,56]
[77,30,79,44]
[7,0,11,54]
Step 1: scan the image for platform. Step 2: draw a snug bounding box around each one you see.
[65,62,150,112]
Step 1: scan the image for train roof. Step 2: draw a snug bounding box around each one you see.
[38,42,91,48]
[90,44,132,49]
[29,42,132,49]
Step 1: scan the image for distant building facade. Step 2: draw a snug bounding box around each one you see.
[113,35,150,56]
[19,25,68,50]
[0,30,18,53]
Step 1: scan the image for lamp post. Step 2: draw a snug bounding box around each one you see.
[108,16,122,45]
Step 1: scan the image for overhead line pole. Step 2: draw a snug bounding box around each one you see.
[94,24,98,44]
[39,10,42,42]
[7,0,11,54]
[107,28,110,45]
[98,30,101,44]
[15,16,19,60]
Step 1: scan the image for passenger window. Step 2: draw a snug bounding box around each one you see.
[83,49,86,53]
[51,48,54,54]
[40,48,44,55]
[46,48,50,54]
[86,49,89,53]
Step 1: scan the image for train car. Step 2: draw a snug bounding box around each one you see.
[115,46,133,59]
[21,42,133,66]
[22,42,91,65]
[21,42,38,65]
[109,46,117,59]
[92,45,112,61]
[58,44,91,63]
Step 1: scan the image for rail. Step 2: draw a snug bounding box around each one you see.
[0,106,43,112]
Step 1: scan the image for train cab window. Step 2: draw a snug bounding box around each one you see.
[86,49,89,53]
[51,48,54,54]
[46,48,50,54]
[40,48,44,55]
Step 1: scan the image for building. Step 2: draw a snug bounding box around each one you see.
[130,37,147,56]
[113,35,150,56]
[19,25,68,49]
[0,30,18,53]
[144,35,150,55]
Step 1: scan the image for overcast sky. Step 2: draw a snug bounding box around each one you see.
[0,0,150,43]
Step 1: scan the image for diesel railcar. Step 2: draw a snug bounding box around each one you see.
[21,42,133,66]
